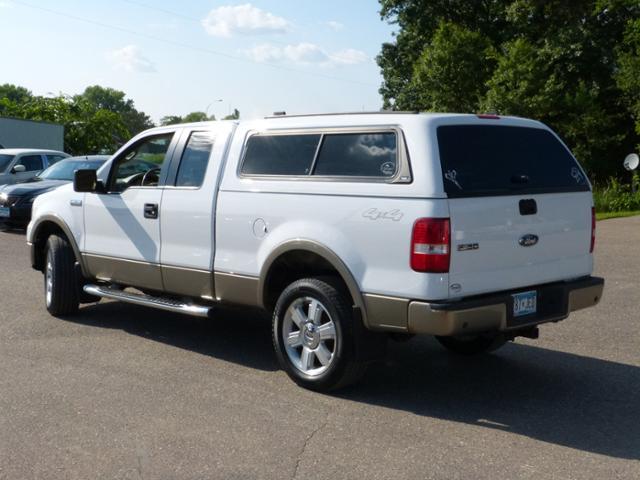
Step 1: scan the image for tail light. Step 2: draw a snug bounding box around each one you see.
[590,207,596,253]
[411,218,451,273]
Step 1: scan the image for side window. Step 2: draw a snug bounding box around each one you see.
[17,155,44,172]
[313,132,398,177]
[46,154,67,166]
[241,134,320,176]
[175,132,215,187]
[109,133,174,192]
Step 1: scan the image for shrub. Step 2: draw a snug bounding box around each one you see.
[593,175,640,212]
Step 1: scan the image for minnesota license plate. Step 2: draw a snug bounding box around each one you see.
[0,206,9,218]
[513,290,537,317]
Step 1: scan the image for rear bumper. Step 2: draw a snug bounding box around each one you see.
[405,276,604,336]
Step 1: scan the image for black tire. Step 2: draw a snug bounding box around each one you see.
[435,333,508,356]
[44,234,79,316]
[272,278,369,391]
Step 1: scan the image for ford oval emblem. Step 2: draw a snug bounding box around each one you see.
[519,234,539,247]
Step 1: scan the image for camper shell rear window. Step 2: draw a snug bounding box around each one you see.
[437,125,590,198]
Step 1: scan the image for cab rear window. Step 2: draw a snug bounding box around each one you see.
[437,125,590,198]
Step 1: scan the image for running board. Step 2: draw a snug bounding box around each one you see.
[83,284,211,318]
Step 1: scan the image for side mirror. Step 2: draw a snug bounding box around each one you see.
[11,164,26,173]
[74,169,102,193]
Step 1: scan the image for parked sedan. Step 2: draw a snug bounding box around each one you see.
[0,149,70,186]
[0,155,108,228]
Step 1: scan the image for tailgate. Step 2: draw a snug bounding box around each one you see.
[437,123,593,298]
[448,192,593,297]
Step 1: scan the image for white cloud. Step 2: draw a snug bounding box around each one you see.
[202,3,289,38]
[244,44,283,63]
[283,43,329,64]
[323,20,344,31]
[245,43,369,68]
[108,45,156,73]
[0,1,13,7]
[330,48,370,65]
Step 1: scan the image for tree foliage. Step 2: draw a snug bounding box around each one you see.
[223,108,241,120]
[75,85,154,136]
[160,108,240,125]
[377,0,640,180]
[0,84,150,155]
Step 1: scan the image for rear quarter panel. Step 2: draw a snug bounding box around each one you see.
[216,116,451,301]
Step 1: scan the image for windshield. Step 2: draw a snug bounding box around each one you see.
[437,125,590,198]
[38,160,104,181]
[0,154,15,173]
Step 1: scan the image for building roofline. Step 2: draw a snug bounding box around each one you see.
[0,116,64,127]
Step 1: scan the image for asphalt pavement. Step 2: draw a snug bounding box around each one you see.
[0,217,639,479]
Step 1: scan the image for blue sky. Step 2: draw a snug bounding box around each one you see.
[0,1,395,122]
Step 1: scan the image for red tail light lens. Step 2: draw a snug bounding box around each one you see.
[590,207,596,253]
[411,218,451,273]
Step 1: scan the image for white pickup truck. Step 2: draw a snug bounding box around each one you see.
[27,112,604,390]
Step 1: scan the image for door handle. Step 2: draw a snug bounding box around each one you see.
[144,203,158,219]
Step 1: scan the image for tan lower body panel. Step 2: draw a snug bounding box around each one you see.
[569,284,603,312]
[162,265,214,299]
[408,302,506,336]
[83,254,163,291]
[214,272,260,307]
[363,294,409,331]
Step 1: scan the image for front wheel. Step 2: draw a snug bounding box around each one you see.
[44,234,80,316]
[272,278,368,391]
[435,333,507,356]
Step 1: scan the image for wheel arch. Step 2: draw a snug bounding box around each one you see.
[30,215,85,275]
[258,240,369,327]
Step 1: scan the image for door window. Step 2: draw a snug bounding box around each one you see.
[109,133,174,192]
[175,132,215,187]
[17,155,44,172]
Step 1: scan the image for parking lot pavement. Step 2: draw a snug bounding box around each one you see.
[0,217,639,480]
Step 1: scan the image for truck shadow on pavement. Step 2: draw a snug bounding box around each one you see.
[342,338,640,461]
[74,301,278,372]
[68,302,638,461]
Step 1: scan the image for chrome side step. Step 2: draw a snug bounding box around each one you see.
[83,284,211,318]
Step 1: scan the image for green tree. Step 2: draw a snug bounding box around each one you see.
[410,22,495,113]
[75,85,154,136]
[0,86,129,155]
[223,109,240,120]
[182,111,211,123]
[617,17,640,135]
[159,115,184,126]
[0,84,33,107]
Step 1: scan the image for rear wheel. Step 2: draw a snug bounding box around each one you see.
[272,278,368,391]
[436,333,507,356]
[44,234,79,316]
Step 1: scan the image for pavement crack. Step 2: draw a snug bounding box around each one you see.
[292,411,329,479]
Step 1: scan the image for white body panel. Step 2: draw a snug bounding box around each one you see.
[83,187,163,264]
[159,123,235,271]
[28,183,85,249]
[448,192,593,298]
[215,190,450,300]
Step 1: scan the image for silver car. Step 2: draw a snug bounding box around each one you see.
[0,149,70,186]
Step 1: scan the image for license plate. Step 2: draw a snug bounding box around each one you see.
[513,290,537,317]
[0,206,9,218]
